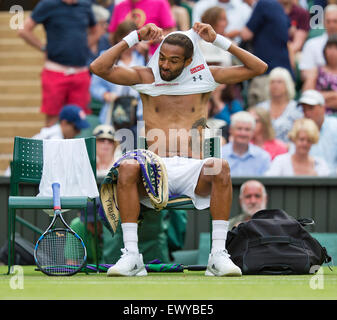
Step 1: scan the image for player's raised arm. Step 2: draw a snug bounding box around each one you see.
[89,23,164,85]
[192,22,268,84]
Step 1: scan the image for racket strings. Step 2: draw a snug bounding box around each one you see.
[36,230,86,275]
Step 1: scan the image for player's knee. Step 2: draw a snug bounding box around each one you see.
[118,160,141,185]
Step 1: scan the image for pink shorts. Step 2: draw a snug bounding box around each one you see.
[41,68,92,116]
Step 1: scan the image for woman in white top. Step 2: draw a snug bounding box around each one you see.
[265,118,330,176]
[257,67,303,143]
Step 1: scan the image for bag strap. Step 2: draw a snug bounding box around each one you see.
[249,236,302,248]
[297,218,315,226]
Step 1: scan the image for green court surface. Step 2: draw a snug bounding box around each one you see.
[1,266,337,300]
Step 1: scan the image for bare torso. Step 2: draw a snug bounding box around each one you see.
[137,67,212,158]
[140,92,211,158]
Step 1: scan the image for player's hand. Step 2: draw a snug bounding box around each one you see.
[138,24,164,43]
[193,22,217,43]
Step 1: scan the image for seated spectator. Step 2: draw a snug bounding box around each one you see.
[87,4,111,65]
[257,67,303,143]
[208,84,243,125]
[248,106,288,159]
[199,6,232,67]
[297,89,337,175]
[265,118,330,176]
[4,105,90,176]
[278,0,310,69]
[33,104,90,140]
[221,111,271,176]
[93,124,123,177]
[299,4,337,82]
[169,0,190,31]
[192,0,252,43]
[90,21,146,125]
[229,179,268,230]
[241,0,293,106]
[302,34,337,115]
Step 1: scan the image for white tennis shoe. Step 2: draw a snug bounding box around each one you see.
[205,249,242,277]
[107,248,148,277]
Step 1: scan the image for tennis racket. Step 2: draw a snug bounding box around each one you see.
[34,182,87,276]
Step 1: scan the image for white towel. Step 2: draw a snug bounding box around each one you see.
[37,139,99,214]
[131,29,219,96]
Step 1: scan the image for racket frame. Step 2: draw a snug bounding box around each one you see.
[34,183,87,276]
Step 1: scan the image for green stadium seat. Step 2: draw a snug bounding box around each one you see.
[7,136,99,274]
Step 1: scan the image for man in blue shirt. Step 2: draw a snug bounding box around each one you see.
[18,0,98,127]
[240,0,292,106]
[299,90,337,175]
[221,111,271,176]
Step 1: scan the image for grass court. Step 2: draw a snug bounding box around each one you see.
[1,266,337,300]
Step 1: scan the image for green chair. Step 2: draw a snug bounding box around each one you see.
[7,136,99,274]
[138,135,221,250]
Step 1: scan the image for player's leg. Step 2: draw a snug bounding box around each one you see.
[107,159,148,276]
[195,158,242,276]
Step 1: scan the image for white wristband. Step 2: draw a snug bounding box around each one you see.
[212,34,232,51]
[122,30,139,48]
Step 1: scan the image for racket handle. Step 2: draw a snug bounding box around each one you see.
[186,265,207,271]
[52,182,61,210]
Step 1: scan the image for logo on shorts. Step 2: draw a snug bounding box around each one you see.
[190,64,205,74]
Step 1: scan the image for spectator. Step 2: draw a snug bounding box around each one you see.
[299,4,337,82]
[229,179,267,229]
[192,0,252,43]
[87,4,111,65]
[18,0,98,127]
[199,6,232,67]
[257,67,303,143]
[33,104,90,140]
[241,0,293,106]
[278,0,310,69]
[90,21,146,126]
[221,111,271,176]
[208,84,244,125]
[169,0,190,31]
[248,106,288,160]
[265,118,330,176]
[107,0,176,56]
[302,34,337,114]
[297,89,337,175]
[93,124,123,177]
[3,105,90,177]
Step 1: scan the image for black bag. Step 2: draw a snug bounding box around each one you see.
[226,209,332,275]
[110,96,138,130]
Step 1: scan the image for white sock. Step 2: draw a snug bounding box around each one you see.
[121,223,139,253]
[211,220,229,253]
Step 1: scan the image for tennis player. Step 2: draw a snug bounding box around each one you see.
[90,22,267,277]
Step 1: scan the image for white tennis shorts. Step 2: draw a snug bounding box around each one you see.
[141,156,213,210]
